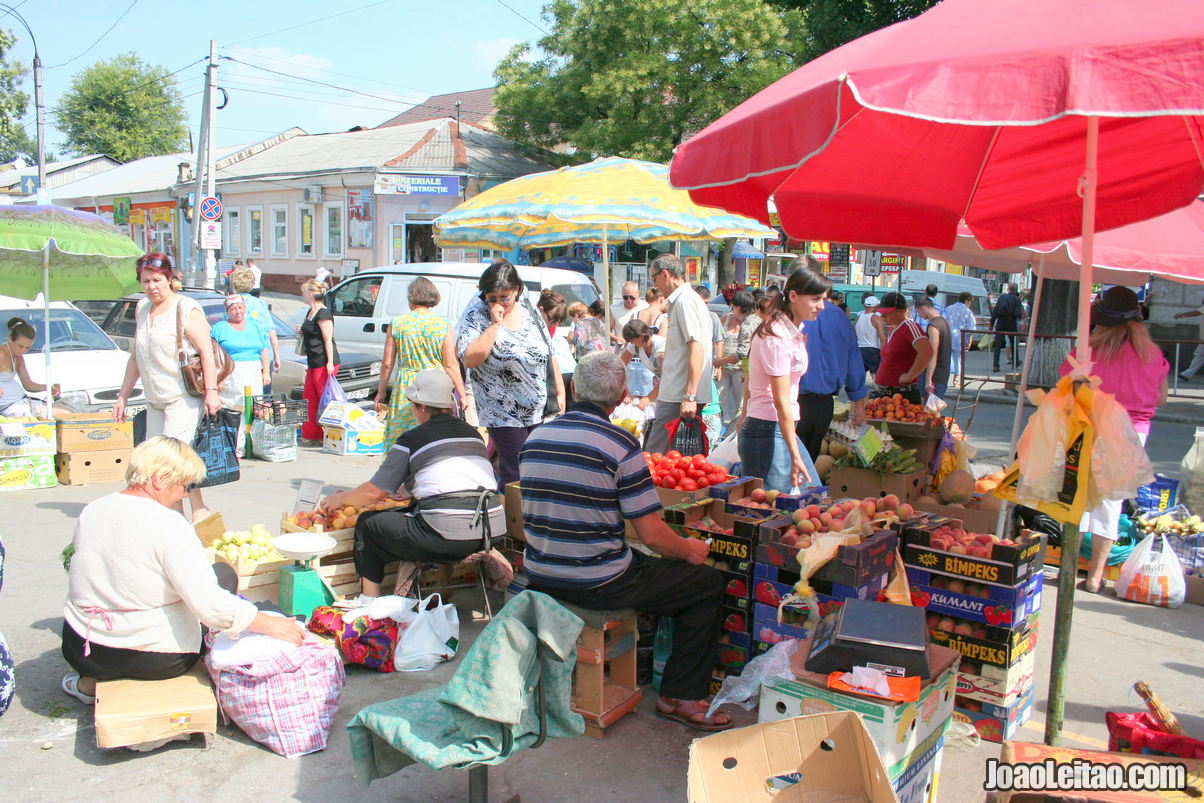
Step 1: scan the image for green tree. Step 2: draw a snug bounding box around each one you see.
[53,52,188,161]
[0,29,39,165]
[493,0,804,162]
[766,0,939,61]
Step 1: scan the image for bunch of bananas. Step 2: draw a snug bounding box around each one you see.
[934,448,958,488]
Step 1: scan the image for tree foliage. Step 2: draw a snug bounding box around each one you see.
[0,29,38,165]
[53,52,188,161]
[766,0,940,61]
[493,0,804,162]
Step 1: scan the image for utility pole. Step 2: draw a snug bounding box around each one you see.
[33,51,47,203]
[190,40,219,288]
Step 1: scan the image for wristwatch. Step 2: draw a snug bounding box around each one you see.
[684,394,697,402]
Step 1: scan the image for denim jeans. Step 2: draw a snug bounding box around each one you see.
[739,417,821,493]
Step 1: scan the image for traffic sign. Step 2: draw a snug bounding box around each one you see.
[862,249,882,277]
[199,196,223,221]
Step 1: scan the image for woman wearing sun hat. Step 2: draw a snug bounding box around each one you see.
[1058,286,1169,593]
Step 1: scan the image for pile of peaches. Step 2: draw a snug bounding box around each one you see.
[774,495,915,549]
[924,524,1019,557]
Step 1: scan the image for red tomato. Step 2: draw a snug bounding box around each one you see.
[679,478,698,492]
[666,450,682,461]
[692,454,707,466]
[677,457,694,470]
[696,476,711,488]
[661,476,678,489]
[667,469,683,484]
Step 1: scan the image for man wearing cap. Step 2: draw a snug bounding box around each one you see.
[320,369,505,601]
[873,292,935,405]
[854,296,886,378]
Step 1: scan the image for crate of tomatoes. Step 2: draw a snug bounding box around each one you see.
[644,450,733,507]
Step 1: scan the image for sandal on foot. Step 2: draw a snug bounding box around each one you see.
[656,698,733,732]
[61,672,96,705]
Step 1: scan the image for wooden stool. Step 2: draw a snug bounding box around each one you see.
[560,603,643,739]
[94,666,217,750]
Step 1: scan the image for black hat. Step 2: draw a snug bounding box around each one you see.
[1093,286,1141,327]
[876,292,908,314]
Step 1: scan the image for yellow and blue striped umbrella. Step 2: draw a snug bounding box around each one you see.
[434,156,775,249]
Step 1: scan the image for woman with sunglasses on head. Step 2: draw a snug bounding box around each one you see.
[114,253,221,522]
[456,259,564,487]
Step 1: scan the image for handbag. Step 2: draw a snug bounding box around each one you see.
[177,300,234,398]
[193,410,242,487]
[394,593,460,672]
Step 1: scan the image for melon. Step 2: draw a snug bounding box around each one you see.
[915,495,940,507]
[939,469,975,504]
[828,441,850,459]
[815,455,836,482]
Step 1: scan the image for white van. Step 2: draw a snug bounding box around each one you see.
[897,271,993,324]
[324,262,601,353]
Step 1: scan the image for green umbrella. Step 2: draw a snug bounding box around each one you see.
[0,204,144,417]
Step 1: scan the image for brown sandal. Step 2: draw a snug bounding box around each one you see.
[656,698,734,732]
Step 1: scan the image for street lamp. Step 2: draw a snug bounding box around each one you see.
[0,3,47,203]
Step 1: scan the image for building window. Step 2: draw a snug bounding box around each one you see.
[246,205,263,256]
[224,208,241,257]
[323,202,344,259]
[270,205,288,257]
[298,205,315,258]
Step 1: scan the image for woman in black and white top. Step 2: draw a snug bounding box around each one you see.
[456,259,563,487]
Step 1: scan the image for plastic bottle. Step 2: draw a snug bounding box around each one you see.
[651,616,674,693]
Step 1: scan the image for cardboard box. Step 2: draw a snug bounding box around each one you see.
[687,712,898,803]
[55,448,132,485]
[0,453,58,491]
[903,528,1046,587]
[993,740,1204,802]
[504,482,525,541]
[759,528,899,588]
[759,636,959,776]
[929,618,1038,671]
[94,668,217,749]
[322,425,386,456]
[907,568,1042,628]
[716,631,751,674]
[56,412,134,453]
[829,466,928,503]
[0,418,56,457]
[1186,572,1204,606]
[891,733,943,803]
[956,650,1038,707]
[912,497,1004,535]
[769,486,830,512]
[317,400,379,429]
[953,684,1034,743]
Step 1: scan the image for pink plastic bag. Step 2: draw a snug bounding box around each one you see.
[206,637,345,758]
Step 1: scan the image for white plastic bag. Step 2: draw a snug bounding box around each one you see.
[707,639,798,718]
[1115,534,1186,608]
[393,594,460,672]
[708,431,740,471]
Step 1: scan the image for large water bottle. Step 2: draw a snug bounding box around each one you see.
[651,616,674,693]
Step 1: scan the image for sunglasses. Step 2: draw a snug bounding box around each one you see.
[140,257,165,269]
[623,295,638,301]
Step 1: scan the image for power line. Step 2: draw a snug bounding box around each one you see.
[220,45,436,98]
[494,0,548,35]
[46,0,139,69]
[226,0,393,47]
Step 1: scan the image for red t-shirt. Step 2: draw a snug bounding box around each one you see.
[876,319,927,386]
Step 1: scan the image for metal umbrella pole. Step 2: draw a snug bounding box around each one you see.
[41,241,52,419]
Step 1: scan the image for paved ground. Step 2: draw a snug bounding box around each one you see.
[2,338,1200,802]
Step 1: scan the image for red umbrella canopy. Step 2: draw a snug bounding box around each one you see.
[669,0,1204,251]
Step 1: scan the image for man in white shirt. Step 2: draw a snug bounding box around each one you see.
[247,258,263,297]
[854,295,886,377]
[315,265,332,285]
[644,255,713,455]
[610,281,648,343]
[942,292,978,379]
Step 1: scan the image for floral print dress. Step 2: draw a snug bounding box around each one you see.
[385,310,450,446]
[455,297,549,428]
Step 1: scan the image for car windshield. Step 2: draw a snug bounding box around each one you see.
[0,308,118,351]
[548,282,601,309]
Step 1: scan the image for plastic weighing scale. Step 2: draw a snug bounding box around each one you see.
[272,531,338,618]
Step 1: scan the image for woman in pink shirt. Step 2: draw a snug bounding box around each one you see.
[738,269,830,491]
[1058,286,1169,592]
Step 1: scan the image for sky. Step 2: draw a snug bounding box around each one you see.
[5,0,551,155]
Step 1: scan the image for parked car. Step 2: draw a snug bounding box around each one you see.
[323,262,601,353]
[94,290,383,402]
[0,295,146,415]
[897,270,994,330]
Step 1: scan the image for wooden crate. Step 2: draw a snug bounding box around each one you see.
[279,515,356,562]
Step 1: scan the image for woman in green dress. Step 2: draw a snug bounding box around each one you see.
[373,277,466,447]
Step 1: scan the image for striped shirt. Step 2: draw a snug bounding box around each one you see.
[520,403,662,589]
[369,413,503,541]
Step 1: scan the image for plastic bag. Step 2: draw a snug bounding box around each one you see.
[193,410,241,487]
[923,393,947,415]
[1115,534,1186,608]
[708,431,740,471]
[666,415,708,457]
[706,638,798,718]
[1083,384,1153,508]
[1180,427,1204,514]
[394,593,460,672]
[319,374,349,414]
[1136,474,1179,514]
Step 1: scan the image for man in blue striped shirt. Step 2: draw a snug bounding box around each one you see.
[520,352,731,731]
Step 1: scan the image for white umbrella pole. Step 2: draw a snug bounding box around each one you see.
[42,243,52,420]
[602,225,612,333]
[1045,116,1100,747]
[995,260,1047,537]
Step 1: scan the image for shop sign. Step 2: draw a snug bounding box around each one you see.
[374,174,460,196]
[944,262,964,275]
[826,263,849,282]
[113,197,132,225]
[200,222,222,250]
[880,254,905,273]
[829,243,851,268]
[808,241,830,261]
